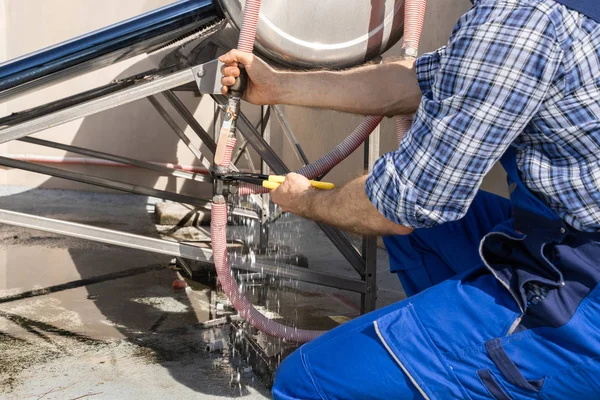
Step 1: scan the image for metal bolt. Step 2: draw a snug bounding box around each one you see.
[196,67,205,78]
[366,286,373,293]
[560,227,566,234]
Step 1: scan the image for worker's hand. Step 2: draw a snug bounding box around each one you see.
[270,173,314,216]
[219,50,280,105]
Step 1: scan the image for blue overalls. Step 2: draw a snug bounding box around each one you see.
[273,147,600,399]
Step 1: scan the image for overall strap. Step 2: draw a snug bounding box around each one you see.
[499,147,600,241]
[554,0,600,23]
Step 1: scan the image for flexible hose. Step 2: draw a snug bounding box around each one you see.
[395,115,413,145]
[213,0,325,342]
[222,138,237,166]
[214,121,325,343]
[236,0,261,53]
[238,115,384,195]
[212,199,324,343]
[213,0,427,343]
[296,115,384,179]
[403,0,427,54]
[395,0,428,144]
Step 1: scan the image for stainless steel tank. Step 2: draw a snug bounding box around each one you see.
[0,0,406,101]
[219,0,405,69]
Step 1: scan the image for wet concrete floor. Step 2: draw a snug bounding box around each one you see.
[0,186,406,399]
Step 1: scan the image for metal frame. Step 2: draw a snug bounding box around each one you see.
[0,209,366,292]
[0,57,379,312]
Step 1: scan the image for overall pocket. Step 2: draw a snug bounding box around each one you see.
[539,357,600,400]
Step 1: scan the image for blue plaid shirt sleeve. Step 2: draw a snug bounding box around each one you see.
[413,47,444,97]
[365,3,564,229]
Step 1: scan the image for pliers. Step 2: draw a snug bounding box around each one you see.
[215,172,335,190]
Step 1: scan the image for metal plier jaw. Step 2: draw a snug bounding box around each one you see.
[212,170,280,197]
[211,169,241,197]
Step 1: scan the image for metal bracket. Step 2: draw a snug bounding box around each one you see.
[192,59,224,95]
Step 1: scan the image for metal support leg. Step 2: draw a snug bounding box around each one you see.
[0,208,367,293]
[0,156,258,220]
[260,106,271,251]
[362,236,378,313]
[162,90,216,153]
[18,136,212,183]
[271,105,310,166]
[148,95,211,169]
[361,125,380,312]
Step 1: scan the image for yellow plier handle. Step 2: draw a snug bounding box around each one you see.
[263,175,335,190]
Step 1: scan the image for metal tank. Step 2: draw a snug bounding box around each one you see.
[220,0,405,68]
[0,0,405,101]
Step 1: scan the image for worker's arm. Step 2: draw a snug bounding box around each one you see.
[219,50,422,117]
[271,5,563,232]
[270,173,413,236]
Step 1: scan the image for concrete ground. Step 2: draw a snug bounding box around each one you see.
[0,186,406,399]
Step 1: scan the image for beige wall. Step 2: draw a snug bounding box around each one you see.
[0,0,507,197]
[0,0,7,187]
[0,0,225,198]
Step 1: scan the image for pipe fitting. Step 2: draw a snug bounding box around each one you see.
[402,47,419,58]
[213,195,226,205]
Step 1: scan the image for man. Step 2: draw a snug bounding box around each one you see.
[221,0,600,398]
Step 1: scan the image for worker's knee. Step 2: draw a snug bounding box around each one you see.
[272,348,322,400]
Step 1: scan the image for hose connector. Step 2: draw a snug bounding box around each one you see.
[213,195,227,205]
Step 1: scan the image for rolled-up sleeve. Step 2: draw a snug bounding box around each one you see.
[366,2,563,229]
[414,47,444,96]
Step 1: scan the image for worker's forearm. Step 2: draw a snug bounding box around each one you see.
[274,58,422,117]
[299,176,413,236]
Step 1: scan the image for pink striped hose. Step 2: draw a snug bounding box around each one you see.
[403,0,427,54]
[222,138,237,166]
[212,0,326,343]
[213,119,326,343]
[212,198,323,342]
[396,115,413,144]
[236,0,261,53]
[212,0,427,343]
[396,0,428,144]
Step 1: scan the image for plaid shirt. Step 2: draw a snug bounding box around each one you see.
[366,0,600,232]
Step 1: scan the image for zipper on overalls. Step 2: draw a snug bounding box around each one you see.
[478,231,526,335]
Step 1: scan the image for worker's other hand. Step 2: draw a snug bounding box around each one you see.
[270,173,313,216]
[219,50,280,105]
